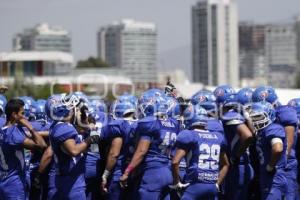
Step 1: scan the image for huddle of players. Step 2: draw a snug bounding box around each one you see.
[0,83,299,200]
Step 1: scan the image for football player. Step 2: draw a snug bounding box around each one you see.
[250,102,287,200]
[47,94,99,200]
[171,104,229,199]
[0,98,46,199]
[253,86,298,200]
[101,96,138,199]
[119,89,180,200]
[214,85,254,200]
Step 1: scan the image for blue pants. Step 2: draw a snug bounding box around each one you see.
[138,167,172,200]
[286,168,298,200]
[0,176,26,200]
[181,183,218,200]
[47,172,57,200]
[108,176,140,200]
[86,177,101,200]
[225,163,254,200]
[54,174,86,200]
[261,187,285,200]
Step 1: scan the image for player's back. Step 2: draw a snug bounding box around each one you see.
[137,116,179,169]
[49,122,85,177]
[177,129,226,184]
[0,125,26,180]
[107,118,138,181]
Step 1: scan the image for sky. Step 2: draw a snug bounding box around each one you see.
[1,0,300,64]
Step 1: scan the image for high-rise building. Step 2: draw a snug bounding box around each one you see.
[13,23,71,52]
[97,19,157,83]
[265,23,298,88]
[239,22,268,87]
[295,16,300,64]
[192,0,239,87]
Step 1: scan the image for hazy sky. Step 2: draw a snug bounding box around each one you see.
[1,0,300,62]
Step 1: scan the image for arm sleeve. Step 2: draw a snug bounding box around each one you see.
[276,106,298,127]
[266,125,285,145]
[175,130,194,151]
[108,120,123,138]
[53,123,77,143]
[137,118,158,141]
[11,126,26,146]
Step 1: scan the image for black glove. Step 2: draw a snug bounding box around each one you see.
[165,81,176,96]
[266,164,276,176]
[32,171,41,189]
[229,156,240,166]
[85,135,100,145]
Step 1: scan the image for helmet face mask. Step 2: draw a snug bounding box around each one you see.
[249,102,275,132]
[138,89,168,118]
[250,111,271,132]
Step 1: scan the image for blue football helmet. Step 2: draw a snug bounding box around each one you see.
[252,86,278,105]
[89,98,107,113]
[191,90,217,112]
[117,94,138,106]
[249,102,276,131]
[138,89,168,117]
[0,94,7,114]
[213,85,236,104]
[111,100,136,119]
[32,99,47,120]
[237,88,253,105]
[166,96,180,119]
[19,96,35,119]
[183,104,208,129]
[45,94,80,121]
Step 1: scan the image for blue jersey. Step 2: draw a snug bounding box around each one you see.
[207,118,224,134]
[84,116,108,179]
[49,122,85,180]
[222,110,250,163]
[176,129,227,184]
[256,123,287,188]
[0,125,26,180]
[107,119,138,181]
[275,105,298,169]
[29,120,50,170]
[137,116,180,169]
[0,117,6,128]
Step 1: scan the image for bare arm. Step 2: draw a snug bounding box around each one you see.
[171,148,187,184]
[62,138,89,157]
[105,137,123,172]
[269,142,283,168]
[217,151,230,186]
[235,123,254,158]
[20,118,47,150]
[285,126,295,157]
[38,146,53,174]
[123,139,150,176]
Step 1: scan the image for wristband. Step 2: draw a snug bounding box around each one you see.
[266,164,274,172]
[124,164,134,175]
[102,169,111,180]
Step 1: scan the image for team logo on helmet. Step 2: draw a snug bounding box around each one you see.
[199,95,206,102]
[260,91,268,99]
[214,89,224,97]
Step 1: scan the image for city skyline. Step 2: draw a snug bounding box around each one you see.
[1,0,299,65]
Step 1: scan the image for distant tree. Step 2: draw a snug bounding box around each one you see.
[76,57,110,68]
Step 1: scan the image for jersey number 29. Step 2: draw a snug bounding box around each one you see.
[198,144,220,170]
